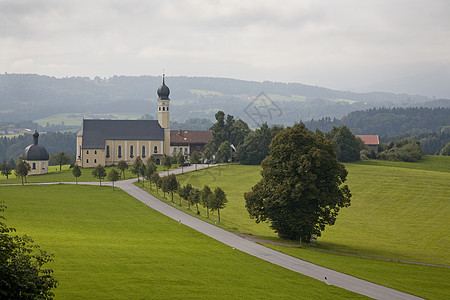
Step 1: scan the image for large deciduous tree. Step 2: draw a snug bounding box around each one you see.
[237,123,279,165]
[244,123,351,243]
[0,203,58,298]
[205,111,250,157]
[215,141,230,163]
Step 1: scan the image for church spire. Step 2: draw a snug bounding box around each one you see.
[33,130,39,145]
[157,73,170,129]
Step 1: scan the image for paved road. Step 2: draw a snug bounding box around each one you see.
[115,165,423,300]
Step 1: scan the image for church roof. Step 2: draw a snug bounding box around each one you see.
[23,130,49,161]
[78,119,165,149]
[157,75,170,100]
[170,130,212,145]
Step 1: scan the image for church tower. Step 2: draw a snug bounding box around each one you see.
[157,74,170,129]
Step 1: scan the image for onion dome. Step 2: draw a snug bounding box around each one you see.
[157,74,170,100]
[23,130,49,161]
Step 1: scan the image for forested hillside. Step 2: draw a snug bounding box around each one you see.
[305,107,450,155]
[1,74,448,126]
[0,132,76,163]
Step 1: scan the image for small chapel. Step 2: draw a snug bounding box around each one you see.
[75,75,211,168]
[23,130,49,175]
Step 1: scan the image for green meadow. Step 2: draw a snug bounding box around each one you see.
[171,156,450,299]
[0,185,362,299]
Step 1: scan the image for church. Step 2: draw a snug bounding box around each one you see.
[76,75,211,168]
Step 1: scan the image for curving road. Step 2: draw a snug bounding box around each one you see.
[115,164,423,300]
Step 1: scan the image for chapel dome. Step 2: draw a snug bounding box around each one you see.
[157,75,170,100]
[23,130,49,161]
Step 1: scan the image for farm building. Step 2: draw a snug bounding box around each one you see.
[356,135,380,152]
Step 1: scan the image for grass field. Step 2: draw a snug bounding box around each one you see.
[175,157,450,265]
[171,156,450,299]
[0,164,175,184]
[320,159,450,265]
[0,185,363,299]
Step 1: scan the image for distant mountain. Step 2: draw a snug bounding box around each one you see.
[355,66,450,99]
[0,73,448,127]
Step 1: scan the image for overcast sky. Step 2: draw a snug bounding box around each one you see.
[1,0,449,97]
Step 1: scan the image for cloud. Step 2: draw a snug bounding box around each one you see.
[1,0,449,96]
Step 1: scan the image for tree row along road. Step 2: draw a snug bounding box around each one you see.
[3,164,423,299]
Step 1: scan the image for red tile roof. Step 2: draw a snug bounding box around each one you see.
[356,135,379,145]
[170,130,212,145]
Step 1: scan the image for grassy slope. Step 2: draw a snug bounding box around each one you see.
[320,160,450,264]
[176,157,450,264]
[173,156,450,299]
[0,185,362,299]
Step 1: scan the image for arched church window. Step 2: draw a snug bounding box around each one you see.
[118,146,122,158]
[130,145,134,158]
[86,150,89,154]
[142,146,146,158]
[86,159,89,163]
[32,163,36,170]
[106,145,110,158]
[94,159,97,164]
[154,146,158,154]
[163,107,165,111]
[94,150,97,154]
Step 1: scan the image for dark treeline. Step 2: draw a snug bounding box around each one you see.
[305,107,450,155]
[0,132,76,163]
